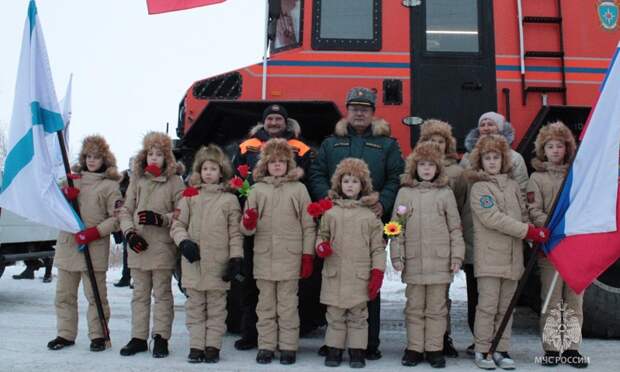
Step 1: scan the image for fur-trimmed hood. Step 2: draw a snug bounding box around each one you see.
[531,159,570,173]
[468,135,513,174]
[73,135,121,181]
[328,190,380,209]
[329,157,374,199]
[188,144,234,186]
[252,138,298,181]
[400,142,449,188]
[133,131,184,179]
[462,169,512,184]
[464,121,516,152]
[254,166,304,185]
[419,119,458,159]
[248,118,302,140]
[334,118,391,137]
[534,121,576,164]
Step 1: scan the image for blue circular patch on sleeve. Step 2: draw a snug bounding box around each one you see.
[480,195,495,209]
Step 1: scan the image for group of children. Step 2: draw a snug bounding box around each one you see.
[45,116,585,370]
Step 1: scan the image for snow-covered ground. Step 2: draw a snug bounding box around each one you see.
[1,256,618,371]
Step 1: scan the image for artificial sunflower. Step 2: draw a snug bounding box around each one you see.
[384,221,402,238]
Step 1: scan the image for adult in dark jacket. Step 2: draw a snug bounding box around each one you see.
[229,104,315,351]
[309,87,404,360]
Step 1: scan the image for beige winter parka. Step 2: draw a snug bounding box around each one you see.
[170,183,243,291]
[526,160,568,227]
[318,193,386,309]
[240,168,316,281]
[468,171,529,280]
[55,170,122,272]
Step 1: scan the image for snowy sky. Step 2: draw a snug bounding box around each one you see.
[0,0,266,169]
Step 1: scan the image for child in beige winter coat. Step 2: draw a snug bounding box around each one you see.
[315,157,386,369]
[526,121,587,368]
[47,135,122,352]
[239,138,316,365]
[170,144,243,363]
[119,132,185,358]
[390,142,465,368]
[465,135,550,370]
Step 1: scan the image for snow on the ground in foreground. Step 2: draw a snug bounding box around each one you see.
[1,264,618,372]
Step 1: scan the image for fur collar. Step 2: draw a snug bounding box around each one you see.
[248,118,301,140]
[334,118,391,137]
[531,158,569,173]
[328,191,379,209]
[71,163,121,181]
[463,169,511,185]
[464,122,516,152]
[254,167,303,186]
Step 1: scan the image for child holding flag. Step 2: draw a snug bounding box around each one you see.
[315,158,386,368]
[239,138,315,365]
[389,142,465,368]
[119,132,185,358]
[48,135,122,352]
[526,121,587,368]
[171,144,243,363]
[465,135,549,370]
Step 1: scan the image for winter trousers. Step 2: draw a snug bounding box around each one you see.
[55,269,109,341]
[256,279,300,351]
[538,257,583,351]
[238,237,259,342]
[367,294,381,350]
[325,303,368,350]
[130,268,174,340]
[185,288,227,350]
[464,263,478,333]
[405,283,449,352]
[474,277,517,353]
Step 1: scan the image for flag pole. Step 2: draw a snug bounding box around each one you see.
[56,131,112,348]
[487,159,575,356]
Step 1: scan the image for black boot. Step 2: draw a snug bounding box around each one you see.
[402,349,424,367]
[443,334,458,357]
[426,350,446,368]
[47,336,75,350]
[187,348,205,363]
[280,350,296,365]
[234,337,257,350]
[562,350,589,368]
[318,344,329,356]
[90,338,106,352]
[42,258,53,283]
[349,348,366,368]
[12,267,36,280]
[365,346,382,360]
[152,334,169,358]
[120,338,148,356]
[542,351,560,367]
[114,276,131,287]
[204,347,220,363]
[324,347,343,367]
[256,349,274,364]
[42,273,52,283]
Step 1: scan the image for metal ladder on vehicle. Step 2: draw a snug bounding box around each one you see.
[517,0,567,105]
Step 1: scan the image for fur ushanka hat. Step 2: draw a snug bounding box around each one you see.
[328,158,374,199]
[133,131,182,178]
[252,138,297,180]
[534,121,576,164]
[75,135,120,180]
[468,134,512,174]
[419,119,458,158]
[401,142,448,186]
[189,144,234,186]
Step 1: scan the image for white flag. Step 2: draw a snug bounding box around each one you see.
[47,74,72,181]
[0,0,83,233]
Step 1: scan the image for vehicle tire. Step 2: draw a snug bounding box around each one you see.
[582,260,620,338]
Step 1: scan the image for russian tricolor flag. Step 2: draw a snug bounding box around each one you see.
[544,41,620,294]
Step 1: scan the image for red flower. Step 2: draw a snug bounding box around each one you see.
[67,173,81,180]
[237,164,250,178]
[182,187,199,197]
[307,202,323,218]
[230,176,244,189]
[318,198,333,212]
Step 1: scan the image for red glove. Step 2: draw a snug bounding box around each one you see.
[74,227,101,245]
[300,254,314,279]
[316,241,333,258]
[526,224,550,244]
[368,269,384,301]
[144,164,162,177]
[242,208,258,230]
[62,186,80,201]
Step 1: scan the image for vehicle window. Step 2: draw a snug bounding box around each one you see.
[312,0,381,51]
[426,0,479,53]
[274,0,303,51]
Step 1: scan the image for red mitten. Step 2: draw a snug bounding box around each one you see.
[144,164,162,177]
[526,224,550,244]
[368,269,384,301]
[300,254,314,279]
[62,186,80,201]
[182,186,199,197]
[315,241,333,258]
[74,227,101,245]
[242,208,258,230]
